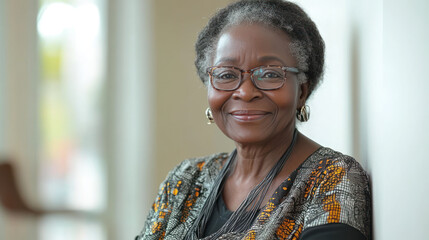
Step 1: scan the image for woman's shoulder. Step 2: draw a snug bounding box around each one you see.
[141,153,230,240]
[304,147,369,179]
[298,147,371,238]
[173,152,229,174]
[163,152,230,184]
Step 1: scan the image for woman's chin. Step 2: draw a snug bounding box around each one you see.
[224,129,273,145]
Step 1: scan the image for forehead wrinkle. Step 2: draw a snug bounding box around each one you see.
[213,57,237,66]
[257,56,286,65]
[214,47,257,67]
[214,54,288,69]
[213,26,295,69]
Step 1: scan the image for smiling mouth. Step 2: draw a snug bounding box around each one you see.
[229,110,270,121]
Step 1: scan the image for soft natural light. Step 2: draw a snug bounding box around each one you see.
[75,3,100,39]
[37,0,105,239]
[38,2,100,40]
[37,2,75,39]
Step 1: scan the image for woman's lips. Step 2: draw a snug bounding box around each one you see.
[229,110,270,121]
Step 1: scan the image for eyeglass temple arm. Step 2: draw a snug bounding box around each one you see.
[283,66,300,73]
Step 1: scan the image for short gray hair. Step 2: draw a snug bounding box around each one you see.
[195,0,325,97]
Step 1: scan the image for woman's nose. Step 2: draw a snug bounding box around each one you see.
[232,74,263,101]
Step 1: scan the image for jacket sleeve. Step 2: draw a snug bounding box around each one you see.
[136,166,181,240]
[302,156,372,240]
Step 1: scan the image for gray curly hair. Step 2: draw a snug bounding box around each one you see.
[195,0,325,98]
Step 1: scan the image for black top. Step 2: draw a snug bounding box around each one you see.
[203,194,233,237]
[299,223,367,240]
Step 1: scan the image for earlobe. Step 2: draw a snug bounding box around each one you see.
[296,83,310,122]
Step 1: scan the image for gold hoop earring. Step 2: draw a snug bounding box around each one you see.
[297,105,310,122]
[205,108,215,124]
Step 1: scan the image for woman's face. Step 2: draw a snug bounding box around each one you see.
[208,23,308,145]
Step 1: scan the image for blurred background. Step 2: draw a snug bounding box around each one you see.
[0,0,428,239]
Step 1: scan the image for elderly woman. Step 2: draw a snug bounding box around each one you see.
[137,0,371,239]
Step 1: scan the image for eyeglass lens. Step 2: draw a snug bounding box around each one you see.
[211,66,285,90]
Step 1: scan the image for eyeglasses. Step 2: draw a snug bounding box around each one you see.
[206,65,299,91]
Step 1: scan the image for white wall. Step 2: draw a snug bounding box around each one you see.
[349,0,383,172]
[298,1,429,239]
[370,0,429,239]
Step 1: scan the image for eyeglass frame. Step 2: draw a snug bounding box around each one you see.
[206,65,300,91]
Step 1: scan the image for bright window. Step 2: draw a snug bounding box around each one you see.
[37,0,106,239]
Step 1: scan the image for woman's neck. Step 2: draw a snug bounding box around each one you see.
[231,128,297,180]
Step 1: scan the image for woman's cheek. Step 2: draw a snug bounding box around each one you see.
[208,87,227,112]
[207,87,231,129]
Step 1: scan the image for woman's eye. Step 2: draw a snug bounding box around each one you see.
[261,71,281,78]
[216,72,239,79]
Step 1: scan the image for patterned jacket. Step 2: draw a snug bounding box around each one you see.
[137,147,371,240]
